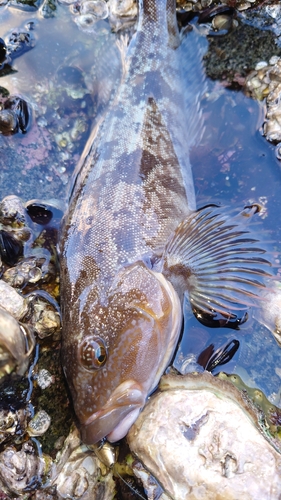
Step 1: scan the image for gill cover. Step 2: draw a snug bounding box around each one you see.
[76,261,181,444]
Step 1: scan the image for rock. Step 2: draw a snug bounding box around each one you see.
[127,372,281,500]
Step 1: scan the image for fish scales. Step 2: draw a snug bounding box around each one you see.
[60,0,273,444]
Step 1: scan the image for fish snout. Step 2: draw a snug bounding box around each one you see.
[79,380,146,444]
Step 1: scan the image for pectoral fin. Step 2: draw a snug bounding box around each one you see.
[162,205,273,317]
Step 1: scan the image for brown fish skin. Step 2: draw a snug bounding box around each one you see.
[60,0,272,444]
[60,0,198,444]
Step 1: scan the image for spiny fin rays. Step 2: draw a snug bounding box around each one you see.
[162,205,273,316]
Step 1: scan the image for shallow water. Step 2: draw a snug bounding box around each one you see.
[176,84,281,403]
[0,2,118,200]
[1,2,281,405]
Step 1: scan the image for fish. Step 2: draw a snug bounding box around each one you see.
[60,0,272,444]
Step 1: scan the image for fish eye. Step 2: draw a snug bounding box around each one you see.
[78,337,107,370]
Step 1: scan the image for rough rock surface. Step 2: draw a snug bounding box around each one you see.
[128,373,281,500]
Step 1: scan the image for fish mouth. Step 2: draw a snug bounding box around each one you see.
[79,380,146,444]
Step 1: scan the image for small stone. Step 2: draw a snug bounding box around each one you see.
[269,56,279,66]
[255,61,268,71]
[0,280,28,320]
[27,410,51,436]
[37,369,54,389]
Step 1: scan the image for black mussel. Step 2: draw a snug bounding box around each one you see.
[0,109,18,135]
[7,31,35,60]
[0,230,23,266]
[176,9,194,28]
[26,204,53,226]
[26,200,64,226]
[192,306,248,330]
[0,38,7,65]
[4,96,30,133]
[197,339,240,372]
[0,64,16,78]
[0,87,9,98]
[198,5,234,24]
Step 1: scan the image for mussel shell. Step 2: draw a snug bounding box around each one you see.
[25,201,63,226]
[0,230,23,266]
[197,339,240,372]
[0,38,7,65]
[0,109,18,135]
[198,4,234,24]
[176,9,194,28]
[4,96,30,134]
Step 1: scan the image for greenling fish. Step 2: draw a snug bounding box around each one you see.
[60,0,272,444]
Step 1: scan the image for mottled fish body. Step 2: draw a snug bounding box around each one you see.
[60,0,271,444]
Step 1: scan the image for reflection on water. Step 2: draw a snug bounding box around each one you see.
[1,3,281,402]
[176,86,281,404]
[0,2,120,200]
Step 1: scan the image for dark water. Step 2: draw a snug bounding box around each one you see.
[1,3,281,403]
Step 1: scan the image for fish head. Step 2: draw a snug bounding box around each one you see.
[62,262,181,444]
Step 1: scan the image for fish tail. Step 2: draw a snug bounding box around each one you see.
[162,205,274,317]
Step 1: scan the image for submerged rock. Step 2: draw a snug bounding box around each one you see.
[127,372,281,500]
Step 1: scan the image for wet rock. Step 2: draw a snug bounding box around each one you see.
[0,307,35,377]
[128,372,281,500]
[6,30,35,59]
[263,58,281,143]
[108,0,137,31]
[39,0,57,18]
[8,0,42,10]
[0,280,28,319]
[0,195,27,227]
[79,0,109,19]
[203,22,281,89]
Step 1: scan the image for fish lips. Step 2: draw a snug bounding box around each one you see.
[79,380,146,444]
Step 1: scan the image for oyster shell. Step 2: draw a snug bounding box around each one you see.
[0,441,47,495]
[0,307,35,377]
[127,372,281,500]
[51,428,116,499]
